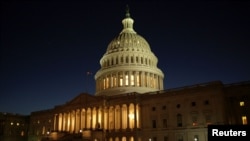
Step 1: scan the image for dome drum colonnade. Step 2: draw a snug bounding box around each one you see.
[95,7,164,96]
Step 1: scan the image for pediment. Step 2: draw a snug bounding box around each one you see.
[65,93,100,106]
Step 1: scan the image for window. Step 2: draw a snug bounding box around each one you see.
[136,75,140,86]
[131,74,135,86]
[194,135,199,141]
[191,102,196,107]
[162,105,166,110]
[177,114,182,127]
[111,58,114,65]
[242,116,247,125]
[103,78,106,89]
[121,56,123,63]
[150,75,154,88]
[125,73,129,86]
[177,135,183,141]
[204,100,209,105]
[176,104,180,108]
[205,115,212,125]
[112,74,117,87]
[192,116,198,126]
[106,77,109,88]
[152,120,156,128]
[164,136,168,141]
[240,101,245,106]
[163,119,167,128]
[119,73,123,86]
[152,107,156,111]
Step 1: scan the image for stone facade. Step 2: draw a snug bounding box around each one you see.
[28,80,250,141]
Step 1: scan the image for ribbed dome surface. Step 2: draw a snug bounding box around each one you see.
[105,32,151,55]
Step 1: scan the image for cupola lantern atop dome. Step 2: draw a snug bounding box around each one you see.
[121,5,136,34]
[94,7,164,96]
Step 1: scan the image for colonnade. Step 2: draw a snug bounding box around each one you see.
[96,71,164,92]
[101,53,156,68]
[53,103,140,133]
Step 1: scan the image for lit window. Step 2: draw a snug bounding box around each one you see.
[131,74,134,86]
[242,116,247,125]
[21,131,24,136]
[17,122,19,126]
[119,73,123,86]
[136,75,140,86]
[106,77,109,88]
[205,115,212,125]
[240,101,244,106]
[194,135,199,141]
[192,116,198,126]
[125,74,129,86]
[10,122,13,125]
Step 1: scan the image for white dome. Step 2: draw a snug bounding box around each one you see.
[95,8,164,96]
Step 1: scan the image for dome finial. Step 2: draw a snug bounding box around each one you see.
[125,5,130,18]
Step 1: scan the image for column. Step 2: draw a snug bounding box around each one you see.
[134,104,137,129]
[128,71,131,86]
[53,114,57,131]
[127,104,130,130]
[84,108,87,129]
[120,104,123,130]
[123,71,126,87]
[140,72,144,87]
[134,71,137,87]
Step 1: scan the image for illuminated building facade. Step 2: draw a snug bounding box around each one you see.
[27,8,250,141]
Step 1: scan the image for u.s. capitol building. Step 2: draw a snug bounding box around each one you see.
[27,8,250,141]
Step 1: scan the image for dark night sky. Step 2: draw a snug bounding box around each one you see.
[1,0,250,115]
